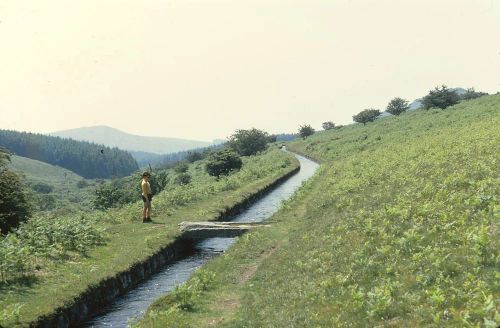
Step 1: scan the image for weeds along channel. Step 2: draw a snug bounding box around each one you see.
[0,148,299,327]
[137,95,499,327]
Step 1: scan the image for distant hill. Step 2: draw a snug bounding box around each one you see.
[50,126,215,154]
[275,133,298,142]
[131,144,223,168]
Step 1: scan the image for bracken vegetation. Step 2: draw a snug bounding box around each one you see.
[137,94,499,327]
[0,215,105,282]
[272,98,498,326]
[0,148,297,327]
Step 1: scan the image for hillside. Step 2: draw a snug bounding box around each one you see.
[9,155,86,182]
[0,129,138,178]
[50,125,214,154]
[137,94,499,327]
[8,155,96,211]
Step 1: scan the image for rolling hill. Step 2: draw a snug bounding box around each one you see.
[8,155,96,211]
[9,155,86,182]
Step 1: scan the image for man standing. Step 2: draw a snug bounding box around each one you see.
[141,172,153,223]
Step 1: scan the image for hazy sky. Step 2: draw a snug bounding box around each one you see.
[1,0,499,141]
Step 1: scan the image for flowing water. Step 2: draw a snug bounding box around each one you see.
[85,151,319,327]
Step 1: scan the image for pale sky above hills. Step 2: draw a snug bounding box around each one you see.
[1,0,499,141]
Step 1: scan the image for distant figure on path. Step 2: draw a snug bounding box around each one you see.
[141,172,153,223]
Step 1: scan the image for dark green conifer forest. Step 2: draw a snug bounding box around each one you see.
[0,130,138,178]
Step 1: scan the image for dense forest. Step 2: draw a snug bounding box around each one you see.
[0,130,138,179]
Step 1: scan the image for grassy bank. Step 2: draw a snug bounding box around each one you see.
[0,148,298,327]
[138,95,499,327]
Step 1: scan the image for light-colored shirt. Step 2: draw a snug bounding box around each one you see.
[141,179,152,196]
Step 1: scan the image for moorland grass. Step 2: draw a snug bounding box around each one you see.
[0,149,298,327]
[8,155,96,212]
[137,95,499,327]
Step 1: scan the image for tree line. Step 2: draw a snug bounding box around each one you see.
[298,86,489,138]
[351,86,488,125]
[0,129,139,179]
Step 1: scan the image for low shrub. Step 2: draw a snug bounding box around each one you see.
[32,182,54,194]
[174,173,191,185]
[206,149,242,178]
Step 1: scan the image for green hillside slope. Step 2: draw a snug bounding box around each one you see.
[9,155,86,182]
[8,155,96,211]
[138,94,499,327]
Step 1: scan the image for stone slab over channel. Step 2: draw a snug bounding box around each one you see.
[179,221,270,239]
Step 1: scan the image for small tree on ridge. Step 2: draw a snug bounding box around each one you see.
[322,121,335,130]
[421,85,460,109]
[386,97,409,116]
[299,124,315,139]
[353,109,381,125]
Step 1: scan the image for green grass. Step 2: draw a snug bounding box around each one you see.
[0,148,298,327]
[137,95,499,327]
[8,155,96,212]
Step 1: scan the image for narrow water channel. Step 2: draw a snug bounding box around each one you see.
[85,151,319,327]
